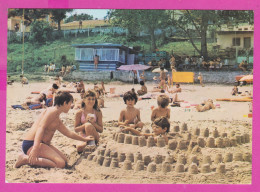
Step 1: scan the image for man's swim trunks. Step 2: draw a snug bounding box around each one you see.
[22,140,34,155]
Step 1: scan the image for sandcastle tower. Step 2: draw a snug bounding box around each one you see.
[203,128,209,137]
[234,153,243,161]
[123,160,132,170]
[177,140,187,150]
[168,140,178,150]
[157,136,166,147]
[162,162,171,173]
[193,128,200,136]
[244,133,250,143]
[117,133,125,143]
[165,155,174,164]
[240,134,245,144]
[201,164,211,173]
[147,162,157,172]
[110,151,118,158]
[143,155,152,166]
[235,135,242,145]
[206,137,215,148]
[224,153,233,162]
[134,152,142,163]
[118,152,126,162]
[181,122,188,132]
[175,163,185,173]
[221,133,228,138]
[214,154,223,164]
[189,163,198,174]
[173,125,180,132]
[223,138,231,147]
[138,136,147,147]
[202,155,212,165]
[197,137,205,148]
[124,135,132,144]
[104,149,111,157]
[102,157,111,167]
[147,136,155,147]
[185,133,192,141]
[126,152,134,162]
[188,155,198,165]
[230,137,237,147]
[110,158,119,168]
[132,136,139,145]
[97,155,105,166]
[87,154,95,161]
[213,128,219,138]
[215,138,224,148]
[135,160,144,172]
[154,154,163,164]
[216,163,226,174]
[177,154,186,165]
[99,148,106,156]
[243,153,252,162]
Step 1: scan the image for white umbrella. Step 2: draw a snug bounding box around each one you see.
[152,68,168,73]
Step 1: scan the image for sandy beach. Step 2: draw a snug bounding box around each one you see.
[5,80,252,184]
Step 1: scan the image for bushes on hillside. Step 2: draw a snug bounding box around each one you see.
[29,21,54,43]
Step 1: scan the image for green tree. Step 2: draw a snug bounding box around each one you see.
[170,10,254,59]
[29,20,53,43]
[65,13,94,23]
[107,9,169,51]
[8,9,50,26]
[50,9,73,31]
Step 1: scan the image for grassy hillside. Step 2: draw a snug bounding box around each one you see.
[7,34,215,73]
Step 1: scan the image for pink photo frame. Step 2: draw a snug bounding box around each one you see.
[0,0,259,191]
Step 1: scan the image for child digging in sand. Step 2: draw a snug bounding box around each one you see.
[151,95,170,121]
[74,90,103,153]
[118,90,144,130]
[122,116,170,144]
[14,92,94,168]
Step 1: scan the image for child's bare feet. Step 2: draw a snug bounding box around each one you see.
[14,153,28,168]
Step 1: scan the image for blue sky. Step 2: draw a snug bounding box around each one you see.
[66,9,109,20]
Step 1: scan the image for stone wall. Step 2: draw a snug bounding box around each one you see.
[69,70,249,84]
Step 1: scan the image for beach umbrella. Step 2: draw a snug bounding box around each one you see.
[152,68,168,73]
[239,75,253,83]
[117,64,151,71]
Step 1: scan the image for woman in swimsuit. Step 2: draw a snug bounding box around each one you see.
[74,90,103,153]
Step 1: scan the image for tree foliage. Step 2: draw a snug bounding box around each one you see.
[170,10,254,58]
[29,20,54,43]
[107,9,169,51]
[64,13,94,23]
[50,9,73,30]
[8,9,50,26]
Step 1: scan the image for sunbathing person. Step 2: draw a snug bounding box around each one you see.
[122,116,170,144]
[137,81,147,96]
[196,99,215,112]
[14,92,94,168]
[118,90,144,130]
[231,85,239,96]
[12,93,47,110]
[7,75,14,85]
[76,80,85,93]
[73,90,85,109]
[167,83,181,93]
[41,83,59,106]
[74,90,103,153]
[151,95,170,122]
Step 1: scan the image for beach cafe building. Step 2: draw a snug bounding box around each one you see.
[72,43,135,71]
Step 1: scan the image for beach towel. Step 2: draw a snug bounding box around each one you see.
[11,104,43,110]
[31,91,40,94]
[216,97,252,102]
[46,98,53,107]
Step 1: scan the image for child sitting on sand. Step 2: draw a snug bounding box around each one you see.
[137,81,147,96]
[96,88,105,108]
[20,75,28,84]
[122,116,170,144]
[14,92,94,168]
[118,90,144,130]
[151,95,170,121]
[74,90,103,153]
[76,80,85,93]
[196,99,215,112]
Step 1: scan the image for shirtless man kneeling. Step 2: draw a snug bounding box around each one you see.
[15,91,94,168]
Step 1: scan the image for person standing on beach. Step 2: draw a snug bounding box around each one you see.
[94,54,99,70]
[198,73,204,87]
[14,92,94,168]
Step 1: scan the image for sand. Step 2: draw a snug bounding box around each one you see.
[5,80,252,183]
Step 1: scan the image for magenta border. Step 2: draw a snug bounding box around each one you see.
[0,0,259,191]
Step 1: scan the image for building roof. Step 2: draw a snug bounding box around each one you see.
[71,43,131,50]
[217,24,254,33]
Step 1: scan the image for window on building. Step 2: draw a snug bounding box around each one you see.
[75,48,81,60]
[232,38,240,46]
[96,49,119,61]
[244,37,251,49]
[119,49,126,63]
[80,48,94,61]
